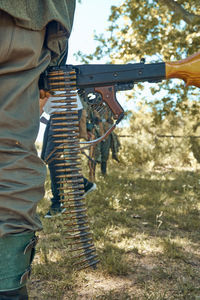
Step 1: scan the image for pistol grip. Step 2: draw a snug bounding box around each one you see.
[94,86,124,119]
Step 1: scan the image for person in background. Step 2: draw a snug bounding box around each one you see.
[86,104,121,177]
[40,93,97,218]
[0,1,75,299]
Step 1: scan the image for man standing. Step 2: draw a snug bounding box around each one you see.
[0,1,76,299]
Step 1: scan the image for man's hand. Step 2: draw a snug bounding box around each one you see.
[39,89,51,115]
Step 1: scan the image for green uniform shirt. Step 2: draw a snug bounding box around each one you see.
[0,0,76,33]
[0,0,76,65]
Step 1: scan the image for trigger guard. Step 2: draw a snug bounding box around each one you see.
[79,88,103,105]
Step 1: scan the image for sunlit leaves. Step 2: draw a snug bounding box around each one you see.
[77,1,200,122]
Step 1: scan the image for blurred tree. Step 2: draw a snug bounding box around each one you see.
[77,1,200,123]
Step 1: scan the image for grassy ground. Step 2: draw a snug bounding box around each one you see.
[28,159,200,299]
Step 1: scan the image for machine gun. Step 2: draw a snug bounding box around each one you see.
[39,51,200,270]
[40,51,200,145]
[40,51,200,112]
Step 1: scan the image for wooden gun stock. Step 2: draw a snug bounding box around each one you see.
[166,51,200,88]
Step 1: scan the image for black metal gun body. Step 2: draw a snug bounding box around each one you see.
[71,62,165,88]
[41,62,166,122]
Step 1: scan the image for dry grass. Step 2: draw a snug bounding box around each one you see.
[28,154,200,299]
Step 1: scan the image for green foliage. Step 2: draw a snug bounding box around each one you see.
[118,103,200,168]
[77,1,200,120]
[86,1,200,61]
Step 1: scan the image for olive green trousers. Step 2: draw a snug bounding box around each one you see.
[0,10,50,237]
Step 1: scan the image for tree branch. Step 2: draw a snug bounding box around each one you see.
[159,0,200,25]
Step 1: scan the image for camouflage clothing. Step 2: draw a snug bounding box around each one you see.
[86,104,121,175]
